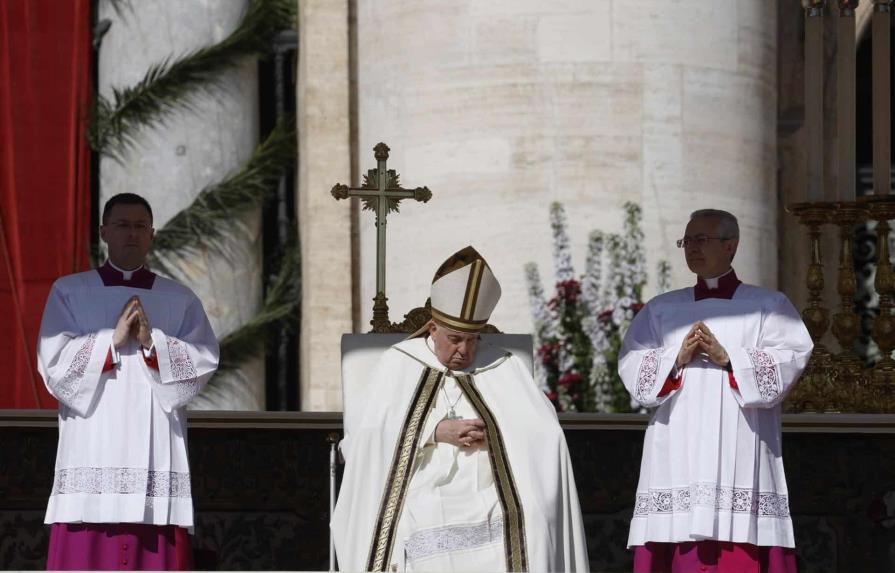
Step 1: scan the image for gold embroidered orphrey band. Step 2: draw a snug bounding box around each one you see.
[461,258,485,320]
[456,374,529,572]
[366,368,443,571]
[430,307,489,333]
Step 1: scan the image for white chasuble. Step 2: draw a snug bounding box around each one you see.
[333,337,589,572]
[619,285,813,548]
[37,267,219,528]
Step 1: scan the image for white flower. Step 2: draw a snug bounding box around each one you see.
[524,262,556,343]
[611,306,626,328]
[657,260,671,293]
[556,330,576,374]
[603,233,626,301]
[527,200,657,413]
[582,230,604,321]
[523,262,556,392]
[550,202,575,282]
[622,202,648,297]
[590,359,613,413]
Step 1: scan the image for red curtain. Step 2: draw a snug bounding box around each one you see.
[0,1,93,408]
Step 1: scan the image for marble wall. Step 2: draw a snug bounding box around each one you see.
[353,0,779,338]
[296,0,353,411]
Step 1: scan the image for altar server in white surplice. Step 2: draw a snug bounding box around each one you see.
[333,246,589,572]
[619,210,812,573]
[38,193,219,571]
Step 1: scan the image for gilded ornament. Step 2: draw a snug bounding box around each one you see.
[374,142,390,160]
[830,203,868,374]
[802,307,830,341]
[413,187,432,203]
[838,0,859,15]
[803,0,827,15]
[330,183,350,200]
[806,264,825,291]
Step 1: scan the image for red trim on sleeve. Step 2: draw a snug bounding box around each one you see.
[657,371,683,397]
[102,349,114,373]
[727,370,738,390]
[143,348,159,371]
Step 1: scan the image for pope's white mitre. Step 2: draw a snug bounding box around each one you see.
[428,246,501,333]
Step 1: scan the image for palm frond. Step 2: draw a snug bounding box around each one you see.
[102,0,133,19]
[146,116,295,273]
[214,240,301,374]
[191,368,261,410]
[89,0,295,157]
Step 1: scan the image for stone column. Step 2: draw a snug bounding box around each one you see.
[354,0,779,332]
[297,0,353,410]
[98,0,264,409]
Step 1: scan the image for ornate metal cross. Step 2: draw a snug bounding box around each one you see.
[331,142,432,331]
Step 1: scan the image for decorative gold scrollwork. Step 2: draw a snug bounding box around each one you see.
[786,199,895,413]
[330,183,350,200]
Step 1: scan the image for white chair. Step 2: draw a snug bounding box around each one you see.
[329,333,534,570]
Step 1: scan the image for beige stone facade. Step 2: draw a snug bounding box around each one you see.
[353,0,779,336]
[293,0,784,411]
[297,0,353,410]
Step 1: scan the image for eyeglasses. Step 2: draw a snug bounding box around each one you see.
[109,221,152,233]
[676,235,730,248]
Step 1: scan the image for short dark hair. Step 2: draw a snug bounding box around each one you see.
[690,208,739,262]
[102,193,153,225]
[690,209,739,239]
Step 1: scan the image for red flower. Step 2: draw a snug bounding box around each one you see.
[555,279,582,303]
[558,372,583,387]
[537,342,560,367]
[537,343,550,356]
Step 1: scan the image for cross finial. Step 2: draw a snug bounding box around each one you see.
[330,143,432,331]
[374,142,390,161]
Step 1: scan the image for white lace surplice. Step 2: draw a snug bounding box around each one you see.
[619,285,812,548]
[37,270,219,528]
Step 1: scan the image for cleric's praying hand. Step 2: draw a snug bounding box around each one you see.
[130,297,153,350]
[693,321,730,368]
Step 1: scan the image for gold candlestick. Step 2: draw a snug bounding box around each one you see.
[830,202,869,379]
[786,202,835,411]
[863,197,895,386]
[850,196,895,412]
[789,203,834,358]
